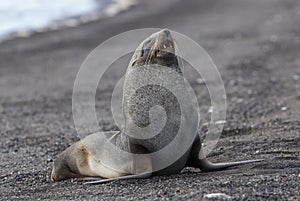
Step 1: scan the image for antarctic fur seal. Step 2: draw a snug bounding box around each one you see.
[51,29,262,183]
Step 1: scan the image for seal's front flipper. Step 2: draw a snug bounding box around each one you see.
[187,135,263,171]
[85,144,152,185]
[84,172,151,184]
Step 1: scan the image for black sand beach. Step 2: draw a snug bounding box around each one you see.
[1,0,300,200]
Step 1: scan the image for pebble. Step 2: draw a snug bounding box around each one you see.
[237,98,243,103]
[203,193,232,200]
[196,78,205,85]
[292,74,299,81]
[215,120,226,125]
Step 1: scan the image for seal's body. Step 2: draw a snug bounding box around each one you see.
[121,29,199,176]
[51,29,262,183]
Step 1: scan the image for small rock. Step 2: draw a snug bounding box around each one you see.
[196,78,205,85]
[203,193,232,200]
[237,98,243,103]
[292,74,299,81]
[281,107,287,111]
[215,120,226,125]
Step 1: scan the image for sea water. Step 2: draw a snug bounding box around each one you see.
[0,0,106,39]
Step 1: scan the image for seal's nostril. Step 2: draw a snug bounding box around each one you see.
[162,29,171,37]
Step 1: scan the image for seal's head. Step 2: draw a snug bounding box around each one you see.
[51,143,90,182]
[130,29,182,73]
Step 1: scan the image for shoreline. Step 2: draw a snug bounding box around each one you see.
[0,0,178,102]
[0,0,137,43]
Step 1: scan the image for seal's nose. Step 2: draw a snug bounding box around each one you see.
[154,29,175,55]
[158,28,172,39]
[162,28,171,35]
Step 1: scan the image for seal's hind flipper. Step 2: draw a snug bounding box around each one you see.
[192,157,264,172]
[84,172,152,184]
[187,135,263,171]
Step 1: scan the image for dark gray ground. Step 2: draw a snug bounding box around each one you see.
[1,0,300,200]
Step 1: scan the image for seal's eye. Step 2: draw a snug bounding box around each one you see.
[155,49,160,57]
